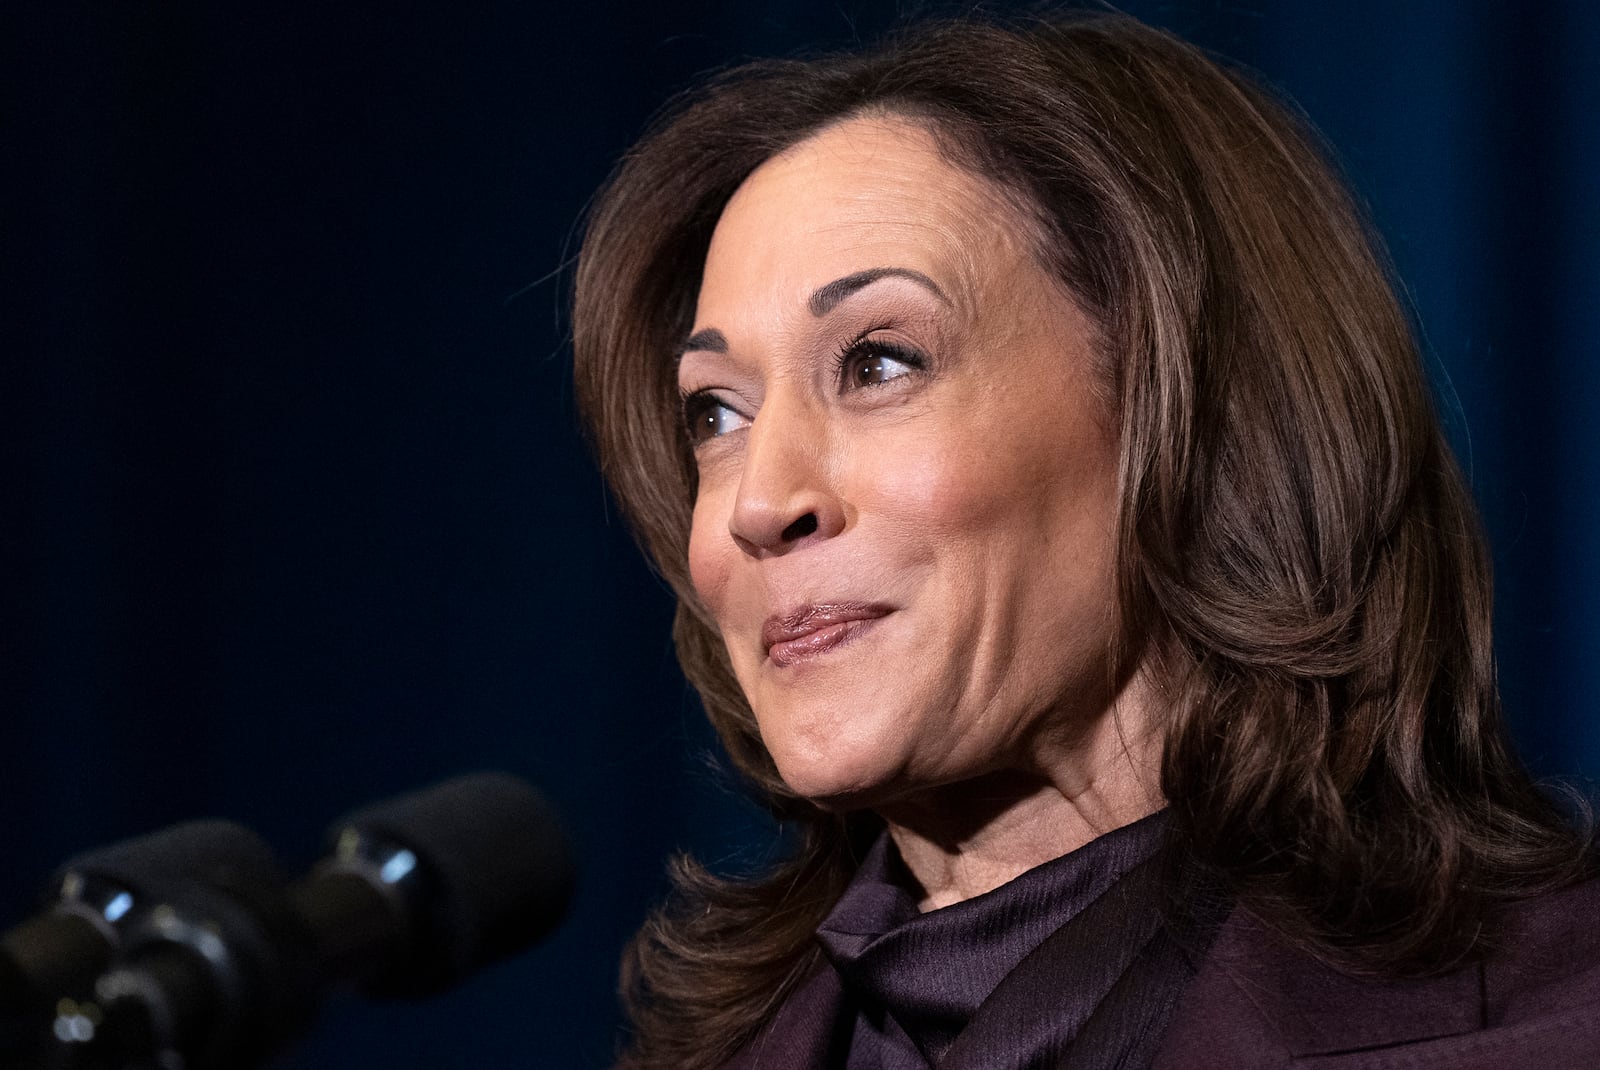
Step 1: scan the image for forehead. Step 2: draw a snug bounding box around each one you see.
[698,115,1033,315]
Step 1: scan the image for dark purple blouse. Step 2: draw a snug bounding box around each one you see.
[748,809,1219,1069]
[818,811,1168,1064]
[724,816,1600,1069]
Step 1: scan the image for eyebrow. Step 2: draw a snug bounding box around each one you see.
[807,267,948,316]
[674,266,949,358]
[675,327,727,358]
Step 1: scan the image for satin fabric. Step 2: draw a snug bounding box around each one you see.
[728,812,1228,1069]
[720,836,1600,1069]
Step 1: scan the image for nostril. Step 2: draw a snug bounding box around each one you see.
[781,513,819,542]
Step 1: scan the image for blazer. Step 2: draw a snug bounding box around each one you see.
[724,875,1600,1069]
[1153,876,1600,1069]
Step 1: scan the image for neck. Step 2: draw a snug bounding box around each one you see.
[880,683,1165,911]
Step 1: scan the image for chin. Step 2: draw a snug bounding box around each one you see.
[765,736,903,811]
[745,669,926,809]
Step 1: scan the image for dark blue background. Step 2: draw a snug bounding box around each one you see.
[5,2,1597,1066]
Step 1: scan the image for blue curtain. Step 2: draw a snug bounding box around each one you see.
[5,2,1596,1065]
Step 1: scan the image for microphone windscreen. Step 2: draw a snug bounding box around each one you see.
[56,819,286,906]
[330,772,574,995]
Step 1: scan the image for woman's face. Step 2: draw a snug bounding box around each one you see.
[679,115,1125,810]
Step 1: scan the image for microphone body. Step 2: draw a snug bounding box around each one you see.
[314,770,575,996]
[28,772,574,1069]
[1,821,288,1064]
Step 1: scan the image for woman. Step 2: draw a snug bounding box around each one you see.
[573,13,1596,1069]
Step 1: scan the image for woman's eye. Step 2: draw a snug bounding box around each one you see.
[839,342,922,390]
[682,393,748,445]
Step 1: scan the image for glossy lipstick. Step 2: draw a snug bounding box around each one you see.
[762,602,891,667]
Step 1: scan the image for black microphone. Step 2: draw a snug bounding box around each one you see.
[52,772,574,1069]
[0,821,287,1062]
[293,770,575,997]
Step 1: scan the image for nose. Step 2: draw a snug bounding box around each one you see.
[726,394,846,556]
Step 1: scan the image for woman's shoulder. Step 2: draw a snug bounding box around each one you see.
[1483,871,1600,1029]
[1154,876,1600,1069]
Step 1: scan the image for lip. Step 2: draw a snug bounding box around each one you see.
[762,602,893,668]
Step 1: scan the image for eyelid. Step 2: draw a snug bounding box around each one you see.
[832,331,928,391]
[680,386,751,446]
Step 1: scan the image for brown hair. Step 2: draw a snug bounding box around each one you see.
[572,14,1590,1069]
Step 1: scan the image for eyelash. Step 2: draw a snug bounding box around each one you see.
[831,331,927,390]
[678,333,928,446]
[679,388,737,447]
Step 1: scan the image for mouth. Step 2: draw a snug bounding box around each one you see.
[761,602,893,668]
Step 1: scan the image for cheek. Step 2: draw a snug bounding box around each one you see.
[854,431,1035,539]
[686,489,733,615]
[848,405,1119,603]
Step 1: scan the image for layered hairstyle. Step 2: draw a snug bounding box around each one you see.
[573,13,1588,1069]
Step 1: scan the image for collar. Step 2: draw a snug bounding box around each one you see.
[816,811,1171,1062]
